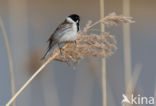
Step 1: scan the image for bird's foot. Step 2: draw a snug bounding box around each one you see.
[58,43,63,55]
[74,40,77,47]
[59,48,63,55]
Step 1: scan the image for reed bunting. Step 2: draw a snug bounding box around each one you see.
[41,14,80,60]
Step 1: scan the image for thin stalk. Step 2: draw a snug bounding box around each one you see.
[6,50,59,106]
[99,0,107,106]
[123,0,132,94]
[0,17,16,106]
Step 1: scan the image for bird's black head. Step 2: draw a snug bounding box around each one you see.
[67,14,80,32]
[68,14,80,23]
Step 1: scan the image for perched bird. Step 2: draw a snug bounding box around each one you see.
[41,14,80,60]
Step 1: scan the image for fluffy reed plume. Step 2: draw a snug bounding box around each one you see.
[6,13,134,106]
[54,32,117,66]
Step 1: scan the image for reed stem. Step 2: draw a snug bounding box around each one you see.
[0,17,16,106]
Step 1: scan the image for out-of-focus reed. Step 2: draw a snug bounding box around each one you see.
[0,17,16,106]
[99,0,107,105]
[123,0,132,93]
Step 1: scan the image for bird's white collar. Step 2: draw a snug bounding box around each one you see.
[66,17,75,24]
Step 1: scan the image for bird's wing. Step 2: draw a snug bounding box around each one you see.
[47,21,71,42]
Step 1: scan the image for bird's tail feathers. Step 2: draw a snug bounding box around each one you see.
[41,43,55,60]
[41,48,50,60]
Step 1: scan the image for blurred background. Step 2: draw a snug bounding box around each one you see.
[0,0,156,106]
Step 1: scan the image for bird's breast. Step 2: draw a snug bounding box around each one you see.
[59,31,77,42]
[59,23,78,42]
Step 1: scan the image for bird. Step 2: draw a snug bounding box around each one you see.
[41,14,80,60]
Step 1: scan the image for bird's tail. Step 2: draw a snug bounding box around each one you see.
[41,48,50,60]
[41,43,54,60]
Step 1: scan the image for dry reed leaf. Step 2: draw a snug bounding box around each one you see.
[49,13,134,66]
